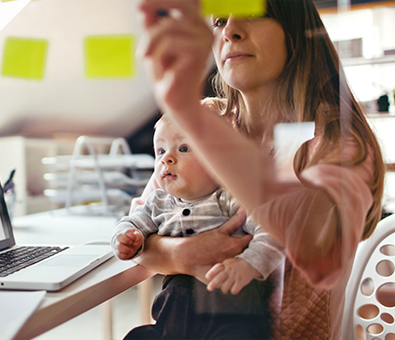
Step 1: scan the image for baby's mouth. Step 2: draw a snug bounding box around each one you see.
[163,171,177,180]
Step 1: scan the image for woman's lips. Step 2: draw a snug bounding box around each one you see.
[224,52,253,63]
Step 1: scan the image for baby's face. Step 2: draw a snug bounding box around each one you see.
[153,121,219,202]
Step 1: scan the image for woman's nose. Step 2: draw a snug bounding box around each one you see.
[222,16,246,42]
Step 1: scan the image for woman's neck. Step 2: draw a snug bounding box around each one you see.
[238,90,280,142]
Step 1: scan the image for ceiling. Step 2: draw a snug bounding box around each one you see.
[0,0,157,139]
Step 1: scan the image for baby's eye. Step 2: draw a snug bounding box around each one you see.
[179,145,190,153]
[156,148,165,156]
[212,17,228,28]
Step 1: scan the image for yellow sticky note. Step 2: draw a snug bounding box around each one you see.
[1,37,48,80]
[85,35,135,78]
[201,0,266,18]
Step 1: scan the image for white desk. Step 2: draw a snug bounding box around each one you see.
[9,210,154,340]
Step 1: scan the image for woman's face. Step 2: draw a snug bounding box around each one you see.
[212,15,288,94]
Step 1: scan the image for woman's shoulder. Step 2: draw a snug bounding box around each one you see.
[305,134,375,187]
[201,97,239,128]
[201,97,227,111]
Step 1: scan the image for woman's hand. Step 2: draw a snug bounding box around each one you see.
[134,210,252,282]
[175,210,252,268]
[139,0,213,112]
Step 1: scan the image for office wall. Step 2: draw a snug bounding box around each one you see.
[0,0,157,139]
[321,6,395,107]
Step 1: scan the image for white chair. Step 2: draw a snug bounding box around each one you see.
[342,213,395,339]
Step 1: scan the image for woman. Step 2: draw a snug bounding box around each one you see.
[131,0,384,338]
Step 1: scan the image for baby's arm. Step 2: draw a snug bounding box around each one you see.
[113,229,144,260]
[205,209,285,295]
[206,258,260,295]
[111,191,162,260]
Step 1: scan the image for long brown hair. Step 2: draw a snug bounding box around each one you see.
[211,0,384,239]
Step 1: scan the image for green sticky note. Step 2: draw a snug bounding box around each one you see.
[85,35,135,78]
[201,0,266,18]
[1,37,48,80]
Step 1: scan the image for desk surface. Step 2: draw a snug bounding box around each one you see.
[10,210,154,340]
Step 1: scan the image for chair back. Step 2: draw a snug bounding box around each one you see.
[342,214,395,339]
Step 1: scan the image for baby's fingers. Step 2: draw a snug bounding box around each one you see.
[115,242,135,260]
[206,263,225,281]
[117,232,134,246]
[130,230,143,246]
[206,264,232,294]
[230,282,244,296]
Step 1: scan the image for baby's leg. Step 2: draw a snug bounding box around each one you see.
[123,325,161,339]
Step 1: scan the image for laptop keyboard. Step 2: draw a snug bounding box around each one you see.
[0,246,69,277]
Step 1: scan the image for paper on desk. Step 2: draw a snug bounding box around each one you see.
[0,290,46,340]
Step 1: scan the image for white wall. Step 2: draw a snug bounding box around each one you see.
[0,0,157,139]
[321,6,395,106]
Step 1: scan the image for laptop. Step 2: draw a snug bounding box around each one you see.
[0,182,114,291]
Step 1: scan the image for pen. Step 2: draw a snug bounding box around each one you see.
[157,9,168,17]
[4,169,15,192]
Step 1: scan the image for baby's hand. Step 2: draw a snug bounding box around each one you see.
[205,258,261,295]
[114,229,143,260]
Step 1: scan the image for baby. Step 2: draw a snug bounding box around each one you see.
[111,115,284,339]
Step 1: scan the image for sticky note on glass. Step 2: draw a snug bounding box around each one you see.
[273,122,315,182]
[201,0,266,18]
[85,35,135,78]
[1,37,48,80]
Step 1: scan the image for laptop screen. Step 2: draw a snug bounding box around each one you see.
[0,183,15,251]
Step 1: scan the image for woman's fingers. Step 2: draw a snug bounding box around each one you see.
[216,211,252,256]
[218,209,247,235]
[138,0,213,110]
[139,0,200,28]
[143,21,203,58]
[144,29,204,82]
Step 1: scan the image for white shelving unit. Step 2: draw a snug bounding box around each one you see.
[42,136,154,216]
[0,136,75,217]
[342,55,395,67]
